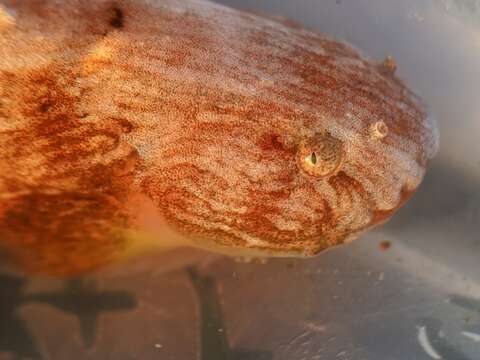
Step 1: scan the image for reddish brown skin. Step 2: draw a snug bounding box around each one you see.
[0,0,438,276]
[0,67,138,275]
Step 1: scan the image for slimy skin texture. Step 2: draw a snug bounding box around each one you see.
[0,0,439,276]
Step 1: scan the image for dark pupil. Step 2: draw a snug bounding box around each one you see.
[311,152,317,165]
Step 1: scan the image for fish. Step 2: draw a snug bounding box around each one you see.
[0,0,439,276]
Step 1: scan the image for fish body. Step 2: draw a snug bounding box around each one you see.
[0,0,438,276]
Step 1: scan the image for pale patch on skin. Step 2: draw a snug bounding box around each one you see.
[82,40,117,74]
[0,0,439,276]
[0,4,14,29]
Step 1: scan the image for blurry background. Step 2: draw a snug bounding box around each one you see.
[1,0,479,359]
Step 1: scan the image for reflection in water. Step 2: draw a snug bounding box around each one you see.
[419,317,472,360]
[0,274,41,359]
[413,293,480,360]
[187,267,272,360]
[23,278,136,348]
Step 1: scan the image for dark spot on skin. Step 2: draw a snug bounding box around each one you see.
[109,7,124,29]
[39,101,51,113]
[113,117,135,133]
[258,134,287,152]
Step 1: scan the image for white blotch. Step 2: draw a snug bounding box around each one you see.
[417,326,442,359]
[305,322,327,332]
[176,212,270,247]
[462,331,480,342]
[0,5,15,28]
[268,216,302,231]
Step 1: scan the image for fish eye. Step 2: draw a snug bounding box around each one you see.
[305,152,318,166]
[297,133,345,177]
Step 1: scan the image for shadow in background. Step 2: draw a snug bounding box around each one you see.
[1,268,272,360]
[187,267,272,360]
[0,274,41,360]
[0,275,137,359]
[23,278,137,348]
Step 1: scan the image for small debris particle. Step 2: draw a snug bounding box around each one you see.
[379,240,392,251]
[155,344,163,349]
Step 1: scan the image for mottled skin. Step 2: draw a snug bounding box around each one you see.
[0,0,439,276]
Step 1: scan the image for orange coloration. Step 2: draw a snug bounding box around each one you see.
[0,0,438,276]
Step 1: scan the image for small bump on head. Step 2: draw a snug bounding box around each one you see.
[370,121,389,140]
[296,133,345,178]
[379,56,397,75]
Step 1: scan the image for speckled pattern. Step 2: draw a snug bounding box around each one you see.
[0,0,438,276]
